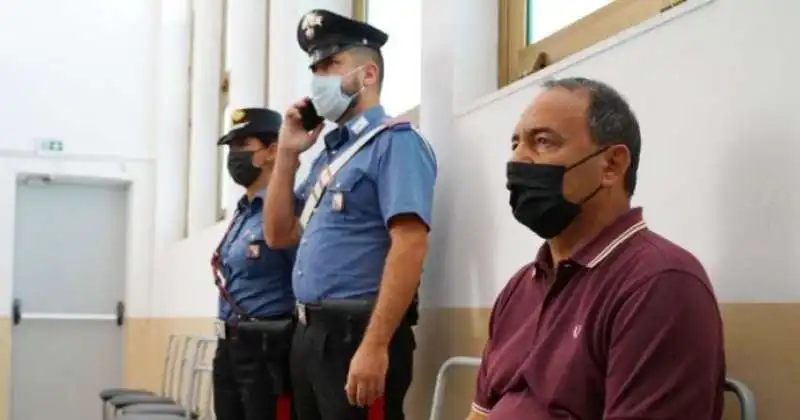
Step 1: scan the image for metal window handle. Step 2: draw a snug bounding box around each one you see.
[11,299,125,326]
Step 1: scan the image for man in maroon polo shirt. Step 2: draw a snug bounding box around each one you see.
[467,77,726,420]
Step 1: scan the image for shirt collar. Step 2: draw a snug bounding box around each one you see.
[324,105,388,151]
[236,189,265,213]
[534,207,648,271]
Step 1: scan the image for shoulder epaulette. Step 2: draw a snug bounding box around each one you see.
[383,117,413,130]
[380,116,436,164]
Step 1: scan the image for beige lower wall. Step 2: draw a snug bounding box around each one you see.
[0,304,798,420]
[123,317,215,390]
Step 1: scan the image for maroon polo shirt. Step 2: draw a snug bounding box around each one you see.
[472,208,725,420]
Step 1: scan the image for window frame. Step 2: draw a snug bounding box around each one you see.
[499,0,691,87]
[353,0,367,21]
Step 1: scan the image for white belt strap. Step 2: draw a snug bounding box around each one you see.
[299,123,389,229]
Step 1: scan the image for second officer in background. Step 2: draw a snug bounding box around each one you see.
[212,107,297,420]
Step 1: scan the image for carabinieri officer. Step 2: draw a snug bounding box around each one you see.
[212,107,297,420]
[263,9,438,420]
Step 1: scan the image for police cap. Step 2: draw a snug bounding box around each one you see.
[297,9,388,68]
[217,107,282,146]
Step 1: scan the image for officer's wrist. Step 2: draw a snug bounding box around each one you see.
[276,146,301,160]
[360,334,391,349]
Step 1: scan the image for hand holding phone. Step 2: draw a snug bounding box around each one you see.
[278,98,324,154]
[300,99,324,131]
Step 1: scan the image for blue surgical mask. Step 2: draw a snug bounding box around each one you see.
[310,66,364,123]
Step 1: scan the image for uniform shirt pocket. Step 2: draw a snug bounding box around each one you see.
[243,238,272,274]
[324,169,373,219]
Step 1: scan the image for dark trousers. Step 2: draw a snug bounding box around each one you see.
[213,325,294,420]
[290,317,415,420]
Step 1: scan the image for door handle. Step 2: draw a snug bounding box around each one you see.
[116,301,125,326]
[11,299,125,326]
[12,298,21,325]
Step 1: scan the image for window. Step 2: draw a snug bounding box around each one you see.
[500,0,689,87]
[353,0,421,116]
[527,0,612,44]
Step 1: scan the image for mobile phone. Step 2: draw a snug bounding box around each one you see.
[300,99,324,131]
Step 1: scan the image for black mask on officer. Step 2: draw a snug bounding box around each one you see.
[226,150,262,187]
[506,147,607,239]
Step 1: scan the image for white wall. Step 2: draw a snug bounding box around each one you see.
[0,0,160,317]
[152,0,800,318]
[0,0,157,159]
[151,222,226,317]
[433,0,800,307]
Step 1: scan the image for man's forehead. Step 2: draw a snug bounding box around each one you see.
[517,87,589,131]
[312,50,351,70]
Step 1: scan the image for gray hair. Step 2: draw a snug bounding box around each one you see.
[542,77,641,196]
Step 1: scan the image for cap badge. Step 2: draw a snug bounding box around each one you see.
[301,12,323,40]
[231,121,250,131]
[231,109,246,124]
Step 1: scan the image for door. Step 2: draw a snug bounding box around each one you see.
[10,179,128,420]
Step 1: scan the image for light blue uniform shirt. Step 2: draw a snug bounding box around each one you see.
[293,105,437,303]
[218,190,296,320]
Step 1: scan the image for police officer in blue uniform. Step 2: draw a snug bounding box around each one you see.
[263,9,438,420]
[213,107,297,420]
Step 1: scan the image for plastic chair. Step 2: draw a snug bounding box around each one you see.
[725,377,757,420]
[99,334,181,407]
[107,336,216,419]
[428,357,758,420]
[119,363,214,419]
[429,357,481,420]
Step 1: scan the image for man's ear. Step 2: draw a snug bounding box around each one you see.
[601,144,630,188]
[363,62,379,89]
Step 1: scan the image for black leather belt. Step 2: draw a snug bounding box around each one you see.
[235,318,294,334]
[295,299,374,326]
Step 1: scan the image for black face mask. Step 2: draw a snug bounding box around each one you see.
[506,148,606,239]
[227,151,262,187]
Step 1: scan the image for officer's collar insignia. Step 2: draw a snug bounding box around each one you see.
[231,109,246,124]
[349,115,369,136]
[301,12,323,40]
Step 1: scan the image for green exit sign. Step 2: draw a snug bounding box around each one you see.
[37,139,65,154]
